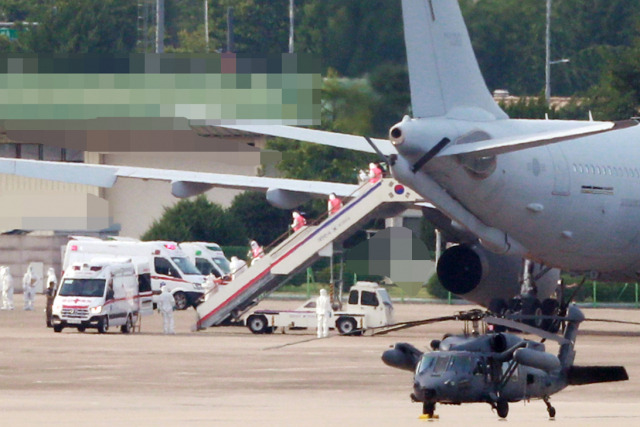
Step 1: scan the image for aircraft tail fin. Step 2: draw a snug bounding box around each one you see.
[401,0,507,121]
[567,366,629,386]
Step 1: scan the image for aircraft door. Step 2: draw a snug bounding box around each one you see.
[547,145,571,196]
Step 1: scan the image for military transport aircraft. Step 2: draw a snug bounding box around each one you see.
[1,0,638,318]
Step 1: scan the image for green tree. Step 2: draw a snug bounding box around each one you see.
[227,191,291,245]
[141,195,247,245]
[24,0,137,54]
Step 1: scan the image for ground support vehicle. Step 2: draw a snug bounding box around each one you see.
[246,282,394,334]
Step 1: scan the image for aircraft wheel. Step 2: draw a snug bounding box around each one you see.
[247,315,267,334]
[488,298,507,315]
[548,405,556,418]
[541,298,560,332]
[522,297,542,328]
[422,402,435,417]
[496,399,509,418]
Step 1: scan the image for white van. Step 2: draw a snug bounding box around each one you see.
[180,242,231,279]
[51,260,148,333]
[63,237,205,310]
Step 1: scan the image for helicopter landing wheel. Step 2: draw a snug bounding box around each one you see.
[496,399,509,418]
[422,402,435,416]
[544,396,556,418]
[419,402,438,419]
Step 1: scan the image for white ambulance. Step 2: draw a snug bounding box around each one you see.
[51,259,152,333]
[63,237,205,310]
[179,242,231,279]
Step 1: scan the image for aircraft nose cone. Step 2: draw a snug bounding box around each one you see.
[414,382,437,401]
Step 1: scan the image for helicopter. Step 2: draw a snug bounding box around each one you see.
[381,305,629,419]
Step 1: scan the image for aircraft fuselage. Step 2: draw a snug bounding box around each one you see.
[393,117,640,281]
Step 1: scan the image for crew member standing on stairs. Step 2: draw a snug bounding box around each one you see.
[291,211,307,232]
[327,193,343,216]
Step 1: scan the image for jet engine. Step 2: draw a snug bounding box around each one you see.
[436,244,559,307]
[382,342,423,372]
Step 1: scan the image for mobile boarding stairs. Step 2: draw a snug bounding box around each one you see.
[195,178,423,330]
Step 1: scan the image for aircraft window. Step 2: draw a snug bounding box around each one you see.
[606,166,612,176]
[595,165,602,175]
[473,358,486,376]
[577,164,583,174]
[587,165,594,174]
[636,168,640,178]
[449,355,471,373]
[348,290,359,305]
[433,356,451,374]
[361,291,379,306]
[417,354,437,375]
[572,164,577,173]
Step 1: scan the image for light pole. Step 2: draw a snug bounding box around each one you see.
[544,0,569,104]
[288,0,294,53]
[204,0,209,52]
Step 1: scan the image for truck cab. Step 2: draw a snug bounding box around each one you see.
[51,260,146,333]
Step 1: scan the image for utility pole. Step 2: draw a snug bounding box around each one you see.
[204,0,209,52]
[544,0,551,104]
[155,0,164,53]
[288,0,294,53]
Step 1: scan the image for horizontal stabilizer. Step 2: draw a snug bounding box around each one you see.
[567,365,629,386]
[439,121,634,158]
[210,124,397,155]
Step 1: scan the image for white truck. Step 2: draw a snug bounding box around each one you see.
[63,237,205,310]
[51,259,153,333]
[179,242,232,280]
[245,282,395,335]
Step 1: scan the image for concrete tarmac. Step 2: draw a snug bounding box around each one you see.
[1,296,640,426]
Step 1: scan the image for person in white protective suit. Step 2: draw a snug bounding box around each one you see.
[315,288,332,338]
[1,266,15,310]
[229,256,247,279]
[22,265,37,311]
[158,285,176,334]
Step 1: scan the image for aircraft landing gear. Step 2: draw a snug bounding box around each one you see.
[543,396,556,418]
[419,402,438,420]
[495,399,509,419]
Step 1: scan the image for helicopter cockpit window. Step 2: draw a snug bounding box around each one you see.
[417,354,436,375]
[361,291,379,307]
[448,355,471,373]
[433,356,451,375]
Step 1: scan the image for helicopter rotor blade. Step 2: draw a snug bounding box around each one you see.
[371,310,487,336]
[485,316,570,344]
